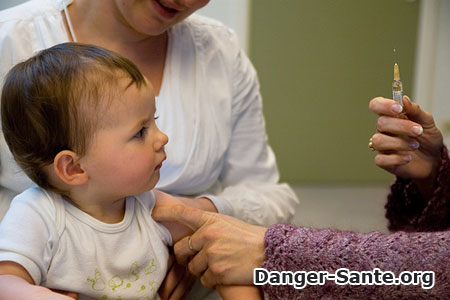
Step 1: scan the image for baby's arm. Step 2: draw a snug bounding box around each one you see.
[217,285,263,300]
[0,261,72,300]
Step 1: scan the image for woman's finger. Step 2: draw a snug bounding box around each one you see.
[168,270,196,300]
[153,205,215,231]
[159,255,185,300]
[369,97,404,116]
[403,96,435,128]
[200,268,218,290]
[173,236,195,266]
[172,213,221,265]
[371,133,419,152]
[173,223,212,265]
[187,249,208,278]
[180,274,197,299]
[374,153,412,169]
[377,116,423,137]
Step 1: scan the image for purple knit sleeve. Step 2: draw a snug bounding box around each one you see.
[386,145,450,231]
[262,224,450,299]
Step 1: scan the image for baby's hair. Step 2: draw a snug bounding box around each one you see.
[1,42,145,192]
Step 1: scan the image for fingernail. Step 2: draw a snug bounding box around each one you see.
[403,155,412,163]
[409,140,419,149]
[412,126,423,136]
[392,104,403,114]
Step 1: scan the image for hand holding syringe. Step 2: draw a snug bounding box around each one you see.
[368,61,444,197]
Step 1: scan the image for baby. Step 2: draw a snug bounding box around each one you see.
[0,43,260,300]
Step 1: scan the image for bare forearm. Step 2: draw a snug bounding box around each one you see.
[0,275,71,300]
[0,275,41,299]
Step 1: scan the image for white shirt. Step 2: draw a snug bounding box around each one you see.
[0,0,299,225]
[0,187,171,300]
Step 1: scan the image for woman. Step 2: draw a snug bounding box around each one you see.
[154,96,450,299]
[0,0,298,298]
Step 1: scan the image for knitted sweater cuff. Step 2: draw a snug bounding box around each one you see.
[387,145,450,231]
[261,224,305,297]
[263,224,301,271]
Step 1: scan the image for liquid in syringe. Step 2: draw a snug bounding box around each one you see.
[392,63,403,107]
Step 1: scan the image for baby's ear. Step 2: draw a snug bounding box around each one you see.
[53,150,88,186]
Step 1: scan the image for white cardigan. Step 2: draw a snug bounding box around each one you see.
[0,0,299,225]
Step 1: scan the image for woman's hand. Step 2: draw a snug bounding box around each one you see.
[153,205,267,289]
[153,191,214,299]
[152,190,217,241]
[369,96,443,195]
[158,252,196,300]
[175,196,218,213]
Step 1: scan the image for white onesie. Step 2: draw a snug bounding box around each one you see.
[0,187,171,300]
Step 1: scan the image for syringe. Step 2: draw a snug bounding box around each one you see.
[392,63,403,107]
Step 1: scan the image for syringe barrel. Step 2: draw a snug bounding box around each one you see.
[392,80,403,106]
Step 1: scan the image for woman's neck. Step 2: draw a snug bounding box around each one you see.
[65,0,168,94]
[66,0,161,46]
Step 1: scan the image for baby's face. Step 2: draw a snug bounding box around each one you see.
[80,78,168,200]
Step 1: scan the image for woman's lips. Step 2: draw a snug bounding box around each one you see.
[151,0,179,19]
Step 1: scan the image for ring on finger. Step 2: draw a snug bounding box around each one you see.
[368,137,375,151]
[188,236,198,254]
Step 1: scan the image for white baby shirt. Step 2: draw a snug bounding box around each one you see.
[0,187,171,300]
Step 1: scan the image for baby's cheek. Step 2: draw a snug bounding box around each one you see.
[127,155,157,178]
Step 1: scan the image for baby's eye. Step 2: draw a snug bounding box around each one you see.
[134,127,148,139]
[154,114,159,120]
